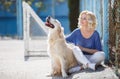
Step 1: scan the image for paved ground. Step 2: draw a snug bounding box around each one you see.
[0,40,119,79]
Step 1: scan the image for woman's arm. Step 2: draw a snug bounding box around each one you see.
[77,31,102,54]
[77,45,98,54]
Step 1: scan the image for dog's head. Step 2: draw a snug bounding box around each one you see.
[45,16,61,29]
[45,16,64,38]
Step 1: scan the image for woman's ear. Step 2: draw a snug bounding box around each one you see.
[88,19,93,28]
[88,20,93,24]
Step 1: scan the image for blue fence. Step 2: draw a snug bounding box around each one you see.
[0,0,109,60]
[80,0,109,60]
[0,0,70,36]
[0,17,17,36]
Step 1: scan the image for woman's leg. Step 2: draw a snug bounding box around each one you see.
[89,51,105,65]
[72,46,96,70]
[68,46,101,73]
[72,46,90,65]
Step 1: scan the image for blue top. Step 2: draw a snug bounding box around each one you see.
[66,28,102,55]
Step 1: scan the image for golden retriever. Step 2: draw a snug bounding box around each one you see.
[45,16,78,78]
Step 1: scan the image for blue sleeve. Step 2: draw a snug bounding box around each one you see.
[95,32,102,51]
[65,29,78,43]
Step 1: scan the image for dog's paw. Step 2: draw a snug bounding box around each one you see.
[46,73,54,77]
[46,72,55,77]
[63,74,68,78]
[62,72,68,78]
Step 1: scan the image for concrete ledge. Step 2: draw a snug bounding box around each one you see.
[52,67,118,79]
[0,58,118,79]
[70,67,118,79]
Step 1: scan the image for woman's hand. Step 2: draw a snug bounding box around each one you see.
[77,45,98,54]
[77,45,84,51]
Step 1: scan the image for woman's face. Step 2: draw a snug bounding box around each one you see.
[80,13,88,27]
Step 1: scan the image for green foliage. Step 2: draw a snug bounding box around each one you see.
[0,0,16,12]
[0,0,66,13]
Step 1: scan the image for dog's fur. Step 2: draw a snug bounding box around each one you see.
[45,17,78,78]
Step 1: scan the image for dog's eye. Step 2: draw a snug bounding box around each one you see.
[55,19,59,22]
[54,19,57,22]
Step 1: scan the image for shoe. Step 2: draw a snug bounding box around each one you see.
[88,63,96,71]
[68,66,81,73]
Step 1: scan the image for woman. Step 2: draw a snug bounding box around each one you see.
[66,11,105,72]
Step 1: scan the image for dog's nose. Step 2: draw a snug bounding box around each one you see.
[46,16,51,22]
[48,16,51,19]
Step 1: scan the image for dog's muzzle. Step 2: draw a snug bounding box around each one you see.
[45,16,55,28]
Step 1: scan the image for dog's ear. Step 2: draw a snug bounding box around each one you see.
[61,27,64,32]
[59,27,64,38]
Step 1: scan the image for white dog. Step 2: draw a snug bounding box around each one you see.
[45,16,78,78]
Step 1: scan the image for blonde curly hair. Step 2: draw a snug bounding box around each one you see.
[78,10,97,29]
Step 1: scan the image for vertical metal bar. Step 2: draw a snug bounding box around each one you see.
[93,0,96,14]
[84,0,86,10]
[23,2,28,57]
[23,2,30,57]
[103,0,109,60]
[16,0,23,39]
[101,0,103,40]
[52,0,55,18]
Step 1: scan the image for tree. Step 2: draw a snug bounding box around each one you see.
[68,0,79,31]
